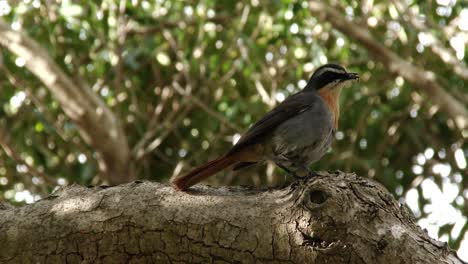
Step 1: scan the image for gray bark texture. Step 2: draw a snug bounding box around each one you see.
[0,172,463,264]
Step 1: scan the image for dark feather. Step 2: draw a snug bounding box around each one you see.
[227,90,320,155]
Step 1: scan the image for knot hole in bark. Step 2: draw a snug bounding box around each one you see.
[308,190,328,204]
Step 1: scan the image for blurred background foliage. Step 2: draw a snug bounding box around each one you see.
[0,0,466,258]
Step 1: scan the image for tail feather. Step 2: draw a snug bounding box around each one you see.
[232,162,257,171]
[172,155,238,191]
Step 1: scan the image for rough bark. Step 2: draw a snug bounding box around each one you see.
[309,2,468,130]
[0,172,462,264]
[0,19,134,185]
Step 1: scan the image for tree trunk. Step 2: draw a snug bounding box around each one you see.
[0,172,462,263]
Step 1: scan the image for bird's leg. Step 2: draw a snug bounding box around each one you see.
[281,164,309,179]
[295,164,319,178]
[294,166,312,179]
[306,169,319,178]
[275,159,303,179]
[276,163,294,176]
[275,155,311,179]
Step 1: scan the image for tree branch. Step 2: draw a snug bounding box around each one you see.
[172,81,242,132]
[0,19,134,184]
[391,0,468,81]
[0,126,55,187]
[1,65,70,143]
[309,2,467,130]
[0,172,462,263]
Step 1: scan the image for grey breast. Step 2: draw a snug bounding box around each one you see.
[269,94,334,165]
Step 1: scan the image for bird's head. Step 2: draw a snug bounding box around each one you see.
[304,63,359,92]
[304,64,359,128]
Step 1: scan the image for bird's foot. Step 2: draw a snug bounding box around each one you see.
[290,170,318,179]
[291,173,304,179]
[331,170,343,175]
[307,170,319,178]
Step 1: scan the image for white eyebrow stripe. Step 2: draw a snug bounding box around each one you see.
[314,67,346,77]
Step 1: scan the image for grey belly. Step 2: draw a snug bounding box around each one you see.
[266,109,334,172]
[271,128,333,164]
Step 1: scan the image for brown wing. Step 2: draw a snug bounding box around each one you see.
[227,91,319,155]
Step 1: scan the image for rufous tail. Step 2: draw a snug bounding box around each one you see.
[172,154,239,191]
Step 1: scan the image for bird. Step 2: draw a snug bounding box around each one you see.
[172,63,359,191]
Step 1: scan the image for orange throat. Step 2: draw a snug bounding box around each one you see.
[319,88,341,129]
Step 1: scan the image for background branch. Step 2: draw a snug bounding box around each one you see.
[309,2,467,130]
[391,0,468,80]
[0,19,134,184]
[0,126,55,186]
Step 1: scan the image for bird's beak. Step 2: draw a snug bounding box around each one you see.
[344,72,359,81]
